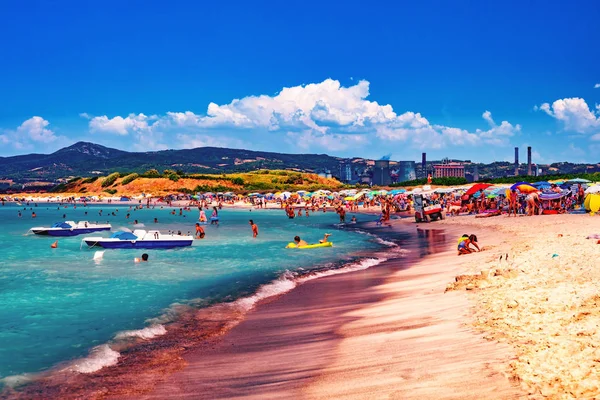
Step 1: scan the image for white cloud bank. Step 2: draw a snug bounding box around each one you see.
[83,79,521,152]
[594,83,600,89]
[536,97,600,140]
[0,116,68,153]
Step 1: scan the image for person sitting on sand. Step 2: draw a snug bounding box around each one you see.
[319,233,332,243]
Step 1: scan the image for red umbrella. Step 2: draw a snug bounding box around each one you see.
[465,183,492,196]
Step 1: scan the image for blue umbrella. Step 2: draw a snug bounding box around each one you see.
[532,181,551,188]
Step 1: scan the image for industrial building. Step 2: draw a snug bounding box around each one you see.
[372,159,392,186]
[433,162,465,178]
[395,161,416,182]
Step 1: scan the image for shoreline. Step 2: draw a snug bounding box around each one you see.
[1,217,395,399]
[138,219,523,399]
[12,211,595,398]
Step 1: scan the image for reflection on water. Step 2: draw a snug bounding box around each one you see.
[415,228,448,257]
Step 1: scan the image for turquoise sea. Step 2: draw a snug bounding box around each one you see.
[0,203,385,383]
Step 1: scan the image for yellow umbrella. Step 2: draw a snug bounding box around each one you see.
[585,193,600,215]
[344,196,354,201]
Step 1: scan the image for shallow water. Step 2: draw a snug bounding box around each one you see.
[0,203,382,381]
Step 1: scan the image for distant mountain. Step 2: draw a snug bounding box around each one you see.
[0,142,350,182]
[1,142,598,184]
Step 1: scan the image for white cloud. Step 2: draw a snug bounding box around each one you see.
[594,83,600,89]
[0,117,69,154]
[17,116,58,143]
[82,79,522,153]
[537,97,600,134]
[89,113,153,135]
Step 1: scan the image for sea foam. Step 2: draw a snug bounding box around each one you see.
[114,324,167,340]
[66,344,120,374]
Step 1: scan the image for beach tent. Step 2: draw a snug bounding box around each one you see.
[584,193,600,215]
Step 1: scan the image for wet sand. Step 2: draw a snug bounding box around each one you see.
[137,221,523,400]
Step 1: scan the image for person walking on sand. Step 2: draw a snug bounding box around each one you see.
[508,189,518,217]
[249,220,258,238]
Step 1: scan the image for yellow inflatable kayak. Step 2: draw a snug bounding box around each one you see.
[286,242,333,249]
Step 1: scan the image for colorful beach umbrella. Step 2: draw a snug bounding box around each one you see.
[466,183,492,196]
[512,184,538,194]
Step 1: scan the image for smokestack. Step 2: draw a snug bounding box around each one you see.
[421,152,426,178]
[514,147,519,176]
[527,146,532,176]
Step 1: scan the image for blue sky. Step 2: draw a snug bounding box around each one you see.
[1,1,599,163]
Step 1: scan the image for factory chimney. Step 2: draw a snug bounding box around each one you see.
[514,147,519,176]
[527,146,532,176]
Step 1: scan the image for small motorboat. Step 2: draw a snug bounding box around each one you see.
[30,221,112,236]
[83,230,194,249]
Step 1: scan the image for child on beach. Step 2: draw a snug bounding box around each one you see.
[457,234,480,255]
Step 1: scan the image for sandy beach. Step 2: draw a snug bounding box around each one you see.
[4,210,599,399]
[133,219,524,400]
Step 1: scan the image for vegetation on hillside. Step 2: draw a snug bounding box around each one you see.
[51,170,343,195]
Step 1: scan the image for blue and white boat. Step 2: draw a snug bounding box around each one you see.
[30,221,112,237]
[82,229,194,249]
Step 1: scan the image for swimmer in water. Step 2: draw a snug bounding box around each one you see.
[249,219,258,238]
[195,223,205,239]
[134,253,149,262]
[293,236,308,247]
[319,233,332,243]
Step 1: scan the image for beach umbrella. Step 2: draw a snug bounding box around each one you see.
[584,193,600,215]
[510,182,538,194]
[515,184,538,194]
[492,187,509,196]
[585,185,600,195]
[344,196,354,201]
[567,178,592,184]
[532,181,552,189]
[466,183,492,196]
[510,181,532,190]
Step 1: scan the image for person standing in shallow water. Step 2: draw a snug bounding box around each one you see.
[249,220,258,238]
